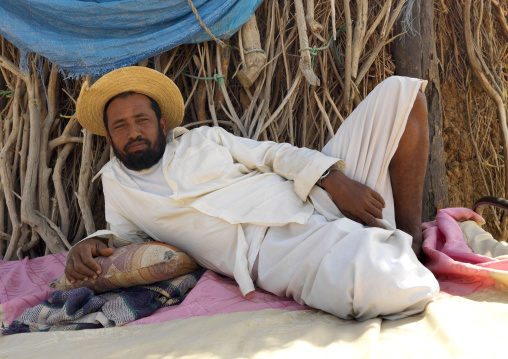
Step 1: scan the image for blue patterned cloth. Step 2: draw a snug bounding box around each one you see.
[0,0,263,76]
[2,270,205,334]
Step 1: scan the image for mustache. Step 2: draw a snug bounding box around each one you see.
[124,136,150,152]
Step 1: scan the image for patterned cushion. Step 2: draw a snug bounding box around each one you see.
[50,241,200,293]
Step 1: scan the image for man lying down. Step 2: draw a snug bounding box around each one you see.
[67,66,439,321]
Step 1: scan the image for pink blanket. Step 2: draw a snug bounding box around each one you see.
[0,253,67,324]
[423,207,508,295]
[2,207,507,326]
[128,271,308,326]
[0,253,307,326]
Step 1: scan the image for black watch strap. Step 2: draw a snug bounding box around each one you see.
[317,169,332,187]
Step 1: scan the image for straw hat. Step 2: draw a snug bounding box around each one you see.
[76,66,184,136]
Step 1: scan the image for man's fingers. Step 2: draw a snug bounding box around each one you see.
[363,214,385,229]
[64,238,111,283]
[365,201,383,219]
[90,241,109,256]
[327,175,387,228]
[343,211,364,225]
[65,258,90,282]
[98,247,114,257]
[78,250,102,278]
[66,267,86,282]
[65,273,76,283]
[64,260,78,283]
[343,209,385,229]
[370,190,386,208]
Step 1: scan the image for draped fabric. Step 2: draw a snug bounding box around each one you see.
[0,0,263,76]
[3,270,205,334]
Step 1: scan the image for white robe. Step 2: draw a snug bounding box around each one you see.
[81,76,439,320]
[257,75,439,320]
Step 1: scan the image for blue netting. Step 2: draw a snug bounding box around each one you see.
[0,0,263,76]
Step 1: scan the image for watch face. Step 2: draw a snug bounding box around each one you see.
[318,169,332,187]
[321,170,331,179]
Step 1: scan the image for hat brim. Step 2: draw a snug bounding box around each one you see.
[76,67,184,136]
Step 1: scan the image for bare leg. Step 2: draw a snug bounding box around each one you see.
[389,91,429,259]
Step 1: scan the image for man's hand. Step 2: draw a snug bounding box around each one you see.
[65,238,114,284]
[321,170,386,228]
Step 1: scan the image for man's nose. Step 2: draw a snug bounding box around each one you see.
[126,123,142,140]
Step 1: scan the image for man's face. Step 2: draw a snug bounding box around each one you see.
[106,93,167,171]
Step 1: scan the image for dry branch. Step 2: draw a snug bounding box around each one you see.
[491,0,508,42]
[464,0,508,202]
[294,0,320,86]
[0,77,22,260]
[77,129,96,236]
[21,71,66,254]
[238,16,266,90]
[305,0,324,36]
[0,0,418,258]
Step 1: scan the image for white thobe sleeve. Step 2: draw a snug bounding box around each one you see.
[203,127,346,201]
[70,183,150,250]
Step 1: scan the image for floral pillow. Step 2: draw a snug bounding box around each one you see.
[50,241,201,293]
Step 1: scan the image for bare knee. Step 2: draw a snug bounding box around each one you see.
[391,90,429,167]
[409,91,428,127]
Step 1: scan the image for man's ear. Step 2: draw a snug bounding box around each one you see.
[106,133,112,145]
[160,118,168,135]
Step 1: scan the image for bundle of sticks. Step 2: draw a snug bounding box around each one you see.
[1,0,506,258]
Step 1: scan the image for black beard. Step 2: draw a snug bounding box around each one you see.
[112,127,167,171]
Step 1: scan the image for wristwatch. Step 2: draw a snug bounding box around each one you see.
[317,169,332,187]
